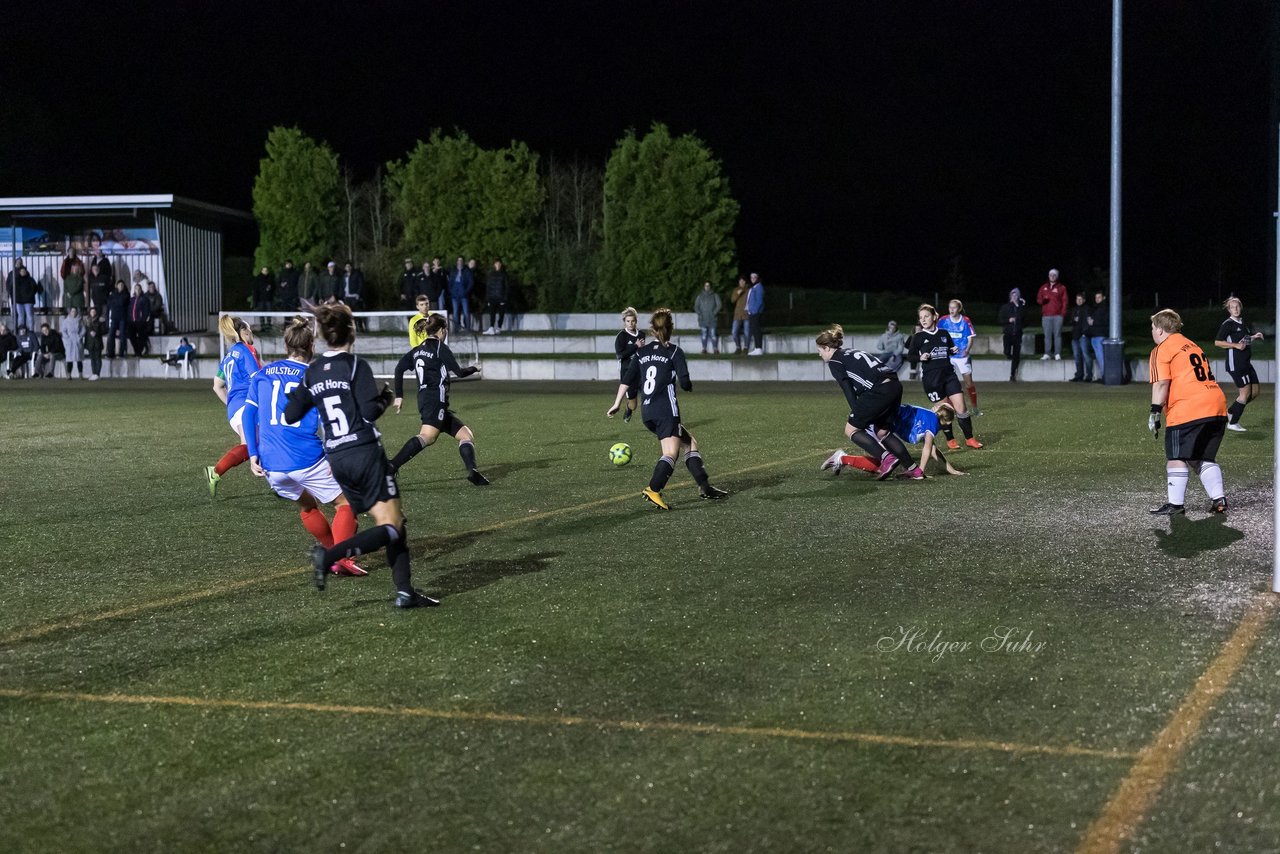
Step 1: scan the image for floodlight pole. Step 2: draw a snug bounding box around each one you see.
[1273,124,1280,594]
[1102,0,1126,383]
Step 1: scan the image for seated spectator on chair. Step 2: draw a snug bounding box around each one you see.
[873,320,909,372]
[160,337,196,367]
[36,322,65,377]
[7,324,38,377]
[0,323,17,369]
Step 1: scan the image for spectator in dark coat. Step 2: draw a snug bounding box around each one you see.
[0,322,17,369]
[145,281,170,333]
[35,322,65,377]
[997,288,1026,381]
[427,257,448,312]
[105,280,129,358]
[318,261,340,304]
[276,260,300,309]
[339,261,365,309]
[87,247,112,287]
[398,258,418,307]
[299,261,320,303]
[449,256,474,330]
[1068,293,1094,382]
[88,262,112,313]
[129,284,152,355]
[10,262,39,334]
[252,266,274,314]
[84,307,106,379]
[483,259,509,335]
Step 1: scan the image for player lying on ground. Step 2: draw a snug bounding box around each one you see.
[390,313,487,485]
[606,307,727,509]
[284,302,438,608]
[815,323,924,481]
[244,315,366,577]
[205,314,263,496]
[822,403,968,477]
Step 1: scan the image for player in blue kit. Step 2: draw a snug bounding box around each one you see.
[388,313,486,484]
[605,307,727,509]
[937,299,981,415]
[244,316,366,577]
[204,315,262,497]
[822,403,968,477]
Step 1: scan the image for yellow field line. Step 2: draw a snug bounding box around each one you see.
[0,454,809,647]
[0,687,1137,760]
[1076,591,1279,854]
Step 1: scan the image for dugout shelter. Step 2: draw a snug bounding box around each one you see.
[0,195,251,332]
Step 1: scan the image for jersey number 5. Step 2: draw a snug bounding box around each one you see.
[321,395,350,436]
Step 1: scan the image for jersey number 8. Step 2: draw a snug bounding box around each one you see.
[643,365,658,395]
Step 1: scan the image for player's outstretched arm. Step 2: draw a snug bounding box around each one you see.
[606,383,629,417]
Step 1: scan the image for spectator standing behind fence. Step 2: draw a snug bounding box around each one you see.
[339,261,365,310]
[10,262,39,334]
[60,248,81,283]
[428,258,448,312]
[277,260,300,310]
[1069,293,1094,382]
[398,258,418,308]
[63,261,86,314]
[298,261,319,303]
[318,261,339,304]
[746,272,765,356]
[1037,268,1067,362]
[88,262,111,313]
[729,276,749,354]
[252,266,274,319]
[146,281,170,334]
[449,256,474,331]
[129,283,151,355]
[87,247,111,287]
[997,288,1026,381]
[872,320,908,372]
[483,259,509,335]
[84,308,105,380]
[1087,290,1107,381]
[694,281,722,354]
[62,307,85,380]
[106,280,128,358]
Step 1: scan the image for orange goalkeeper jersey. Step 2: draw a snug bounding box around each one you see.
[1149,332,1227,426]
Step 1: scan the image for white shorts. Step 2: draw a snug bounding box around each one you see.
[950,355,972,377]
[228,406,246,437]
[267,456,345,504]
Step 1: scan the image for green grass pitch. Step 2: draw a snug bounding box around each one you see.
[1,378,1277,852]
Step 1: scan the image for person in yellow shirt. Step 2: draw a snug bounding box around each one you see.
[1147,309,1228,515]
[408,294,432,348]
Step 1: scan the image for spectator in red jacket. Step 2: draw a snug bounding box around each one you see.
[1036,268,1068,362]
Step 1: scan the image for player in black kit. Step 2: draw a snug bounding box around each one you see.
[909,304,982,450]
[389,313,487,483]
[606,308,727,509]
[284,303,438,609]
[1213,296,1264,432]
[815,324,923,480]
[613,307,645,423]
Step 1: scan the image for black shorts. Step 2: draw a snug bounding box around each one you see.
[418,402,465,436]
[848,379,903,431]
[620,363,638,400]
[328,442,398,514]
[1229,366,1258,387]
[923,371,962,403]
[1165,417,1227,463]
[643,417,688,442]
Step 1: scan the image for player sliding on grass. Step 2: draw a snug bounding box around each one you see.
[389,313,487,485]
[822,403,968,478]
[244,316,366,577]
[284,302,438,608]
[1148,309,1229,516]
[815,324,924,481]
[910,304,982,450]
[205,314,263,497]
[606,307,727,509]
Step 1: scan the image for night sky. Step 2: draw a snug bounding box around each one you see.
[2,0,1274,305]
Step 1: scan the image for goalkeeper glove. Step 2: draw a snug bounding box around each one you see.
[1148,405,1161,438]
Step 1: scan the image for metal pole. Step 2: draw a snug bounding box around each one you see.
[1273,123,1280,593]
[1102,0,1126,384]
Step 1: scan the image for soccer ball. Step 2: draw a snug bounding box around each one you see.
[609,442,632,466]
